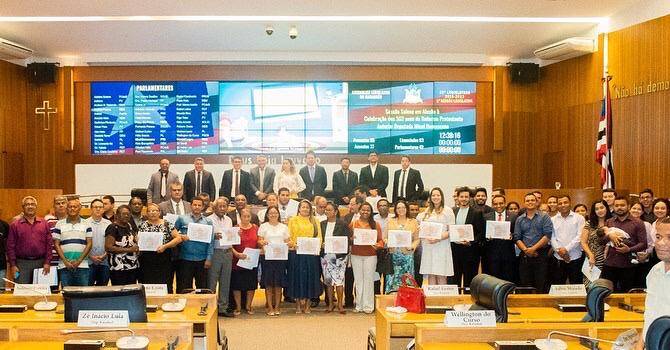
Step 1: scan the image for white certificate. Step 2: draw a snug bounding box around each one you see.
[353,228,377,245]
[285,199,300,218]
[324,236,348,254]
[387,230,412,248]
[138,231,163,251]
[236,248,260,270]
[419,221,444,239]
[219,226,241,246]
[581,258,602,282]
[265,243,289,261]
[450,224,475,242]
[187,222,213,243]
[163,213,178,225]
[485,220,511,240]
[297,237,321,255]
[32,268,58,287]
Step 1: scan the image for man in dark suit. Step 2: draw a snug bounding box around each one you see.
[450,187,486,288]
[392,155,424,203]
[219,156,252,201]
[227,194,260,227]
[299,150,327,201]
[249,154,276,205]
[183,157,216,203]
[147,159,180,204]
[358,150,389,198]
[332,157,358,205]
[483,194,518,282]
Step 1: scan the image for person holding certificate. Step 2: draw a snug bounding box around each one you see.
[104,205,140,285]
[418,187,455,286]
[137,203,181,292]
[384,200,420,293]
[287,200,322,314]
[320,202,349,314]
[258,206,290,316]
[172,197,215,294]
[231,208,259,315]
[350,202,383,314]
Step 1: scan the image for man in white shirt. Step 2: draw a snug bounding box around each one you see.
[314,196,327,222]
[159,182,192,217]
[207,197,234,317]
[276,188,295,223]
[636,217,670,350]
[550,195,585,284]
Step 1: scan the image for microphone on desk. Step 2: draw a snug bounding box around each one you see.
[3,278,58,311]
[61,328,150,350]
[534,330,624,350]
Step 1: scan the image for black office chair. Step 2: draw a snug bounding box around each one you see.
[646,316,670,350]
[469,273,516,323]
[582,278,613,322]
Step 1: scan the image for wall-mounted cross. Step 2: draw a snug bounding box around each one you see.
[35,100,57,131]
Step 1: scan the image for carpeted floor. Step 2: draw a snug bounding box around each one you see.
[218,293,373,350]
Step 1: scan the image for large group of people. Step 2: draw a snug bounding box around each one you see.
[1,151,669,323]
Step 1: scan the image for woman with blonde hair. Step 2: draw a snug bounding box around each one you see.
[273,159,306,198]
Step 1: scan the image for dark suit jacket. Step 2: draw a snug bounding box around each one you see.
[342,212,360,227]
[392,168,424,203]
[299,165,327,200]
[452,206,486,243]
[359,164,389,198]
[249,166,276,204]
[483,210,518,268]
[320,219,350,258]
[332,170,358,205]
[183,170,216,202]
[219,169,252,201]
[227,209,260,227]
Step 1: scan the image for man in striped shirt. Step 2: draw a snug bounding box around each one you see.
[52,197,92,287]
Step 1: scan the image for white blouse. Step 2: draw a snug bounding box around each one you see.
[258,222,290,244]
[273,171,306,194]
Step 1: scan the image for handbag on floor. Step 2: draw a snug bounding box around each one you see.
[394,274,425,313]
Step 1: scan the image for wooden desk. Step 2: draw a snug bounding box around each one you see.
[374,294,645,350]
[415,322,642,350]
[376,293,646,309]
[0,322,193,349]
[0,293,218,350]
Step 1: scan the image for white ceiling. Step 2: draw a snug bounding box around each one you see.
[0,0,662,66]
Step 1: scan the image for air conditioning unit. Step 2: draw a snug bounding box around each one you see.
[534,37,596,61]
[0,37,33,60]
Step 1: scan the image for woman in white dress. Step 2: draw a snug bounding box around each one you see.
[418,187,455,285]
[273,159,306,198]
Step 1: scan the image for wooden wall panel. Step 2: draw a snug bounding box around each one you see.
[491,66,539,189]
[0,61,27,188]
[23,68,75,193]
[608,15,670,94]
